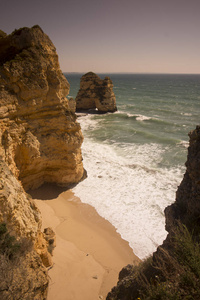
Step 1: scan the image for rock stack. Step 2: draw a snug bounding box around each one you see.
[75,72,117,113]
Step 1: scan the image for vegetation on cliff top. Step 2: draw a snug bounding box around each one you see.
[0,30,7,38]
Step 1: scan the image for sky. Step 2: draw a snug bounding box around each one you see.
[1,0,200,74]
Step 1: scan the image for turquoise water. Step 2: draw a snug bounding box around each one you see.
[65,73,200,259]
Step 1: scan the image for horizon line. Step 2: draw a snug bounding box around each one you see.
[63,71,200,75]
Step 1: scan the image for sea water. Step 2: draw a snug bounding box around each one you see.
[64,73,200,259]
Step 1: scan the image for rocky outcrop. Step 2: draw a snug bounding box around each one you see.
[0,25,85,299]
[0,249,49,300]
[68,97,76,113]
[35,229,56,268]
[0,159,49,299]
[165,125,200,233]
[75,72,117,113]
[107,126,200,299]
[0,159,40,238]
[0,25,85,191]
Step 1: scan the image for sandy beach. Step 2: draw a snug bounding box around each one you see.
[30,184,139,300]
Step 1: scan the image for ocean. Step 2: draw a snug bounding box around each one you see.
[64,73,200,260]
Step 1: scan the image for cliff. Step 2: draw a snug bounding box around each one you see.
[0,25,85,299]
[107,126,200,300]
[75,72,117,113]
[0,160,49,299]
[0,25,85,190]
[165,126,200,233]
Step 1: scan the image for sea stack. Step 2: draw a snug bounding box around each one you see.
[75,72,117,113]
[0,25,85,299]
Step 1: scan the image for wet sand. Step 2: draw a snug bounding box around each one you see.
[31,184,139,300]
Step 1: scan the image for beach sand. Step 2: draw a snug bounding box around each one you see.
[30,184,139,300]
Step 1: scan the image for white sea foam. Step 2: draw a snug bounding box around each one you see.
[181,113,192,116]
[177,140,189,148]
[115,111,152,121]
[127,113,135,118]
[115,110,127,115]
[76,113,101,131]
[73,115,184,259]
[136,114,151,121]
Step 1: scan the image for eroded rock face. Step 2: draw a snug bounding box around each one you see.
[0,159,49,299]
[0,159,40,239]
[68,97,76,113]
[0,25,85,190]
[0,25,86,299]
[165,125,200,232]
[0,250,49,300]
[75,72,117,113]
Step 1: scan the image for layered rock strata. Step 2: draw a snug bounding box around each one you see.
[68,97,76,113]
[0,25,85,191]
[107,125,200,299]
[75,72,117,113]
[0,25,85,299]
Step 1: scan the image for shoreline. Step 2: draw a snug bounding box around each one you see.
[31,184,139,300]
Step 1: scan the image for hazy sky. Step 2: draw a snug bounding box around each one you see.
[1,0,200,73]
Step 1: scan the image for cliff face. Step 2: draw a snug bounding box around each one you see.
[165,126,200,233]
[75,72,117,113]
[107,126,200,300]
[0,159,40,238]
[0,25,85,191]
[0,156,49,299]
[0,25,85,299]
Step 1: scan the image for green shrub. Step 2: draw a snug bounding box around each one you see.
[174,224,200,278]
[138,223,200,300]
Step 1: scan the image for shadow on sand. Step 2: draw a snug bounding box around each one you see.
[28,183,69,200]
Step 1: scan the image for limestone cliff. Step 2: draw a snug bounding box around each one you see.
[107,126,200,300]
[68,97,76,113]
[75,72,117,113]
[0,25,85,191]
[0,159,49,299]
[0,25,85,299]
